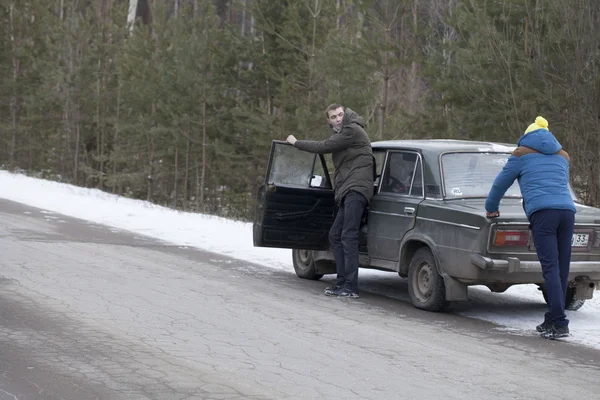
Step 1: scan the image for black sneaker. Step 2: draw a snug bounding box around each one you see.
[338,287,360,299]
[536,320,552,333]
[324,284,343,296]
[541,325,570,340]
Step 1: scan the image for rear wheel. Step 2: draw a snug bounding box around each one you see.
[292,249,324,280]
[407,247,449,312]
[540,286,586,311]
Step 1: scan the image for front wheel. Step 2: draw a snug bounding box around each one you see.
[407,247,449,312]
[292,249,324,280]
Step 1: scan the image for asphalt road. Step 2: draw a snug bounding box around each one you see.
[1,198,599,400]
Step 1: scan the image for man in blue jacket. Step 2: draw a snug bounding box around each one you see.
[485,116,576,339]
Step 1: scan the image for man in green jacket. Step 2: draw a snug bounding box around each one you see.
[286,104,374,298]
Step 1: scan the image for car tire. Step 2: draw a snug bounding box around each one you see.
[540,287,586,311]
[407,247,449,312]
[292,249,324,280]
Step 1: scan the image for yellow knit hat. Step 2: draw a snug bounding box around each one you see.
[524,116,549,135]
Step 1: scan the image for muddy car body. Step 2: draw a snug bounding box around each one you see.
[253,140,600,311]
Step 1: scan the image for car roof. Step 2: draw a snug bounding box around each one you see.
[371,139,516,153]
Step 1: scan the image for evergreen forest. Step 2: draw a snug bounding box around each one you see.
[2,0,599,219]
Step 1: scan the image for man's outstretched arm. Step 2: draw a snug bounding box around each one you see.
[287,132,354,154]
[485,156,521,215]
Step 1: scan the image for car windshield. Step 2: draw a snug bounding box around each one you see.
[441,152,521,199]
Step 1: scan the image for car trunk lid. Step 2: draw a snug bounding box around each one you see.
[444,198,600,255]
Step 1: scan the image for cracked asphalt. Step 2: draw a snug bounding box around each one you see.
[1,198,599,400]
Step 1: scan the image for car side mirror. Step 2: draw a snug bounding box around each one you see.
[310,175,324,188]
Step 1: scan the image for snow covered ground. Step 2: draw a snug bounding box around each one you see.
[1,170,599,350]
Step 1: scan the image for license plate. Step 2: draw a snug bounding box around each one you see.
[572,233,589,247]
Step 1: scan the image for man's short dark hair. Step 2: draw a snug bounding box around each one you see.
[325,103,344,117]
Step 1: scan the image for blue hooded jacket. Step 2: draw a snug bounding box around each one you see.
[485,129,576,219]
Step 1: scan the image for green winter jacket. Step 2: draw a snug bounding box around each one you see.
[294,108,374,205]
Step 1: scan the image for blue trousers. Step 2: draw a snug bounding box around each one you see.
[329,191,368,292]
[529,209,575,327]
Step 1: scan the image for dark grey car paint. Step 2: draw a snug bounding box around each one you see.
[311,140,600,301]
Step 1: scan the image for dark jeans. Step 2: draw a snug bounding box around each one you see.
[530,209,575,327]
[329,191,368,292]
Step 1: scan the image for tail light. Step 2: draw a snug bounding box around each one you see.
[493,229,529,246]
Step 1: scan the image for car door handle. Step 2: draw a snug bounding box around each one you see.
[404,207,415,216]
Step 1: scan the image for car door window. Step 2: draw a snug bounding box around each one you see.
[380,152,420,195]
[311,153,333,189]
[267,142,331,188]
[373,150,386,187]
[409,157,424,197]
[381,152,416,195]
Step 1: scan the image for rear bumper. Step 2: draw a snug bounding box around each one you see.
[470,253,600,275]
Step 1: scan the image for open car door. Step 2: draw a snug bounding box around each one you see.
[253,140,335,250]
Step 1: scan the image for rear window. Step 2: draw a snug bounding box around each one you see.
[441,152,521,199]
